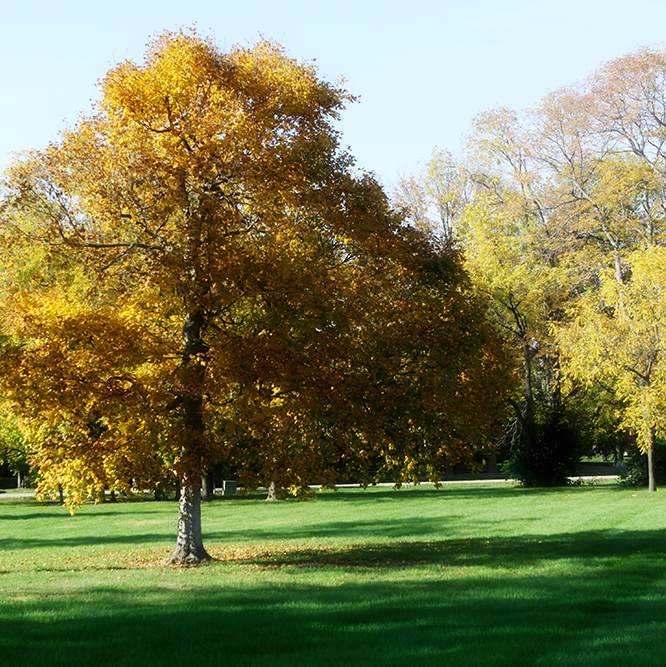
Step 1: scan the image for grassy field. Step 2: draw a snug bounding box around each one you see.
[2,481,666,666]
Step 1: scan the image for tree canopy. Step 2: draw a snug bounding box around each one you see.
[396,46,666,487]
[0,29,512,562]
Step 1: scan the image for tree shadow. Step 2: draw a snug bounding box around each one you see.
[1,509,169,520]
[3,533,666,667]
[209,529,666,571]
[0,532,175,550]
[204,514,472,542]
[309,482,624,503]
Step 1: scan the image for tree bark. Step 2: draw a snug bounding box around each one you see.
[166,309,212,563]
[522,341,536,440]
[166,483,211,564]
[643,412,656,492]
[201,473,214,502]
[266,480,285,501]
[647,438,657,492]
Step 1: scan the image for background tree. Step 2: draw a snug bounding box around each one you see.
[556,247,666,491]
[0,404,32,488]
[397,46,666,484]
[395,112,573,483]
[533,48,666,485]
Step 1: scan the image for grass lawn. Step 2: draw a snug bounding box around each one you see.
[2,481,666,666]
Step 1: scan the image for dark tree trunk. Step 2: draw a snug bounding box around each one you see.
[506,303,538,455]
[166,309,211,564]
[201,473,213,502]
[522,341,537,445]
[166,483,211,564]
[17,469,32,488]
[648,447,656,492]
[507,341,539,455]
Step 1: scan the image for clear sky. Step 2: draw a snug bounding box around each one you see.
[2,0,666,188]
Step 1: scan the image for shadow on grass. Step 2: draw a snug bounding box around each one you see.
[0,483,637,551]
[0,504,176,549]
[312,483,618,502]
[3,536,666,667]
[0,512,519,549]
[213,528,666,580]
[205,515,475,543]
[0,509,172,523]
[208,529,666,571]
[0,511,75,521]
[0,532,176,550]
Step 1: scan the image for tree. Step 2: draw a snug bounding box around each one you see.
[531,48,666,486]
[0,30,512,563]
[556,247,666,491]
[0,404,31,487]
[397,47,666,484]
[395,112,569,476]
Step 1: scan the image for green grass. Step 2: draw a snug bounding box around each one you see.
[2,482,666,666]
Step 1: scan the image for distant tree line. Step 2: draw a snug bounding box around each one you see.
[396,47,666,490]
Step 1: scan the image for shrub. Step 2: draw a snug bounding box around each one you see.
[619,442,666,487]
[503,412,582,487]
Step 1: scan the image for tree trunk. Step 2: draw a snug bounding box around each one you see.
[201,473,213,502]
[643,412,657,492]
[523,341,536,440]
[647,434,657,492]
[266,480,285,501]
[166,483,211,564]
[167,308,211,561]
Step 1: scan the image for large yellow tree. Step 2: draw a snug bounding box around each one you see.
[0,30,511,563]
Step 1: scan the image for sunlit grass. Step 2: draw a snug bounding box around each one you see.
[2,482,666,666]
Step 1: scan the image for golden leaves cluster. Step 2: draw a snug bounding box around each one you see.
[0,29,514,509]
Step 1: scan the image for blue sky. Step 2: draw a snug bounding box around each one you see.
[2,0,666,187]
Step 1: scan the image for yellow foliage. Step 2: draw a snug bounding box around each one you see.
[556,246,666,452]
[0,29,512,515]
